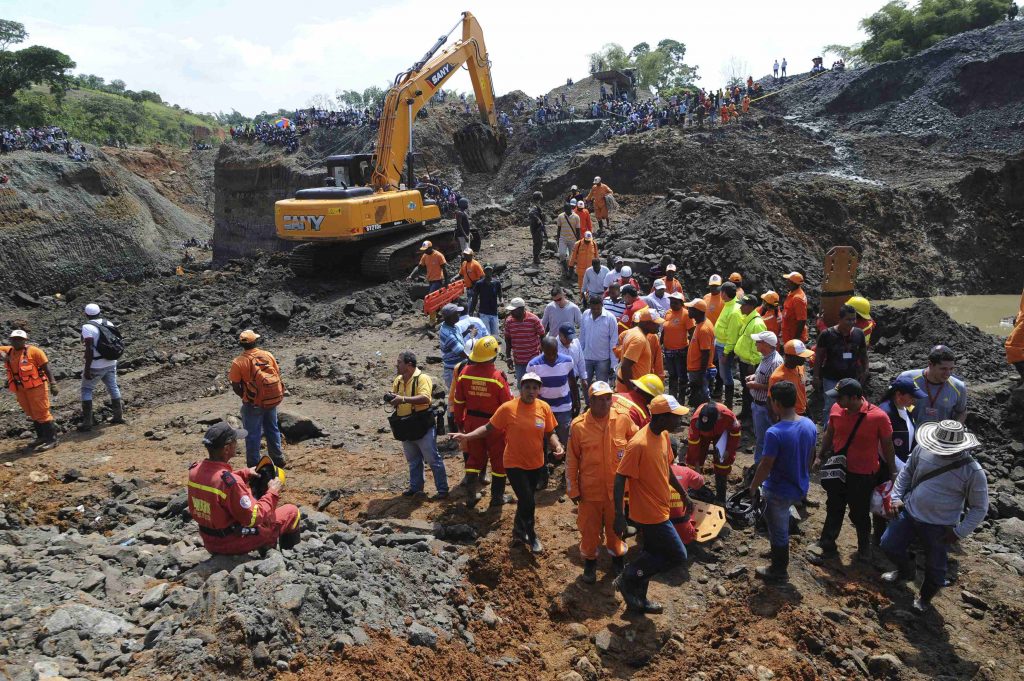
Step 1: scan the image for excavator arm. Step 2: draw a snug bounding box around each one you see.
[371,11,505,190]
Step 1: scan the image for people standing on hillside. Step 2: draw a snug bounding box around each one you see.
[574,200,593,235]
[568,232,599,295]
[773,59,780,78]
[733,294,768,420]
[616,308,664,392]
[504,298,545,384]
[661,292,693,402]
[685,298,716,407]
[542,286,583,338]
[459,249,485,314]
[780,272,808,344]
[1,329,59,451]
[454,198,472,253]
[871,376,928,544]
[759,291,781,340]
[643,279,672,315]
[528,191,547,266]
[713,282,740,408]
[897,345,968,426]
[781,58,788,78]
[745,331,784,466]
[79,303,126,431]
[770,340,815,416]
[585,176,614,232]
[408,240,449,325]
[228,330,286,468]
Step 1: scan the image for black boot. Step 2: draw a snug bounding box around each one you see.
[488,475,508,508]
[913,581,941,613]
[637,579,664,614]
[463,472,482,508]
[582,559,598,584]
[36,422,58,451]
[614,573,643,611]
[27,422,45,448]
[755,545,790,582]
[611,555,625,575]
[110,399,126,425]
[77,401,94,432]
[724,384,735,411]
[856,528,873,562]
[279,528,302,550]
[715,474,728,505]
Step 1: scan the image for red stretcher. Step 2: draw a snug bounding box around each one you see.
[423,280,466,315]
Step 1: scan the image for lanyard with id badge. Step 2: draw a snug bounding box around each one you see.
[924,380,946,420]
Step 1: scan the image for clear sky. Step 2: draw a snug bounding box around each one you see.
[5,0,880,116]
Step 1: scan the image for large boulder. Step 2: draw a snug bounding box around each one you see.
[278,411,326,441]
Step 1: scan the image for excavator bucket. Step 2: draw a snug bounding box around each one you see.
[821,246,860,327]
[455,123,507,173]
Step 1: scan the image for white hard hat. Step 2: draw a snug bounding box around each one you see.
[620,266,632,278]
[84,303,101,316]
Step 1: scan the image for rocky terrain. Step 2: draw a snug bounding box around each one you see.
[2,17,1024,681]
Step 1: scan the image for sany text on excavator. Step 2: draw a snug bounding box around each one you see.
[275,12,506,280]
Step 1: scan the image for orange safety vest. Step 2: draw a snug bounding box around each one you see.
[5,347,46,392]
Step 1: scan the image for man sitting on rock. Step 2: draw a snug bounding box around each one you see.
[187,422,302,555]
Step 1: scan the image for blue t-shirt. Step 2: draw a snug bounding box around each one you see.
[762,417,817,500]
[474,278,502,316]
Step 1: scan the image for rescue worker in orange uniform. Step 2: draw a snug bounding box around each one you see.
[616,284,648,333]
[728,272,745,300]
[780,271,809,344]
[451,336,513,508]
[585,176,614,232]
[566,381,638,583]
[1,329,59,451]
[187,422,301,555]
[760,291,782,340]
[1007,288,1024,384]
[847,296,876,346]
[569,231,600,295]
[612,374,663,428]
[660,264,684,297]
[459,249,485,313]
[720,103,729,124]
[686,401,741,503]
[574,200,593,235]
[616,308,664,392]
[742,94,751,114]
[704,275,725,325]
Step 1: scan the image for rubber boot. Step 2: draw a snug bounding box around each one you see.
[715,474,728,505]
[582,559,598,584]
[611,555,625,576]
[77,401,94,432]
[637,579,664,614]
[36,422,58,451]
[279,528,302,550]
[463,472,482,508]
[26,422,45,449]
[110,399,126,425]
[913,581,940,613]
[724,384,735,411]
[488,476,508,508]
[855,528,873,562]
[755,545,790,582]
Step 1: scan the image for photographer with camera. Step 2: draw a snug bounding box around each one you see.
[389,351,449,499]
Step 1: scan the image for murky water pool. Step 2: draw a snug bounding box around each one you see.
[876,295,1019,337]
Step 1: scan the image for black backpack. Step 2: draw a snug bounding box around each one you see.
[92,319,125,360]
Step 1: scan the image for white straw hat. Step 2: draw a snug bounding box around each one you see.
[915,420,980,456]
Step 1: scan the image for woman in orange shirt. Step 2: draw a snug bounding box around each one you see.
[451,372,562,553]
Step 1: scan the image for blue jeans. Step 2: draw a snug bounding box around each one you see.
[751,401,774,464]
[553,410,573,451]
[821,377,838,426]
[443,365,455,389]
[881,510,949,591]
[81,364,121,400]
[240,402,284,468]
[664,350,686,398]
[402,426,449,494]
[687,370,709,407]
[428,280,444,293]
[480,314,500,336]
[514,364,527,385]
[714,343,734,388]
[626,520,688,583]
[585,358,612,385]
[762,488,801,547]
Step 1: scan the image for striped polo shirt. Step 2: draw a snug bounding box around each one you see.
[504,311,544,365]
[603,296,627,322]
[526,353,576,413]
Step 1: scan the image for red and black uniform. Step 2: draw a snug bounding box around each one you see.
[187,459,300,555]
[685,403,741,477]
[611,389,651,428]
[669,464,706,544]
[452,362,513,478]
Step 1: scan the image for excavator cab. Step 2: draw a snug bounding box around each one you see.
[295,155,376,201]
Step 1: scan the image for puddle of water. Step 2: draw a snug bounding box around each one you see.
[876,295,1019,337]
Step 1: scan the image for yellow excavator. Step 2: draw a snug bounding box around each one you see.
[275,11,506,279]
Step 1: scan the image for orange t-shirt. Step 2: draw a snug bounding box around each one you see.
[616,425,673,524]
[769,363,807,415]
[781,288,808,343]
[686,320,716,372]
[662,308,694,350]
[419,251,447,282]
[704,292,724,324]
[617,326,653,382]
[659,279,684,297]
[489,397,556,470]
[459,259,484,289]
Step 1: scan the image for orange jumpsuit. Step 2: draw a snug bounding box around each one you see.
[2,344,53,423]
[720,105,729,124]
[729,103,738,121]
[781,287,809,343]
[452,362,513,476]
[574,207,593,234]
[1007,311,1024,365]
[616,326,661,392]
[685,403,741,478]
[566,409,638,559]
[187,459,300,555]
[742,96,750,114]
[704,292,724,325]
[585,183,614,221]
[569,238,600,293]
[611,389,651,428]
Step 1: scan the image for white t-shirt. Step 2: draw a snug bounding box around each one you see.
[82,320,117,370]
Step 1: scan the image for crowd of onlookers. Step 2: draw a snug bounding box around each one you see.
[231,105,384,152]
[1,125,89,160]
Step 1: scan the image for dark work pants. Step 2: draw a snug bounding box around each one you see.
[506,466,545,543]
[531,232,545,264]
[738,361,755,419]
[820,472,876,551]
[625,520,687,585]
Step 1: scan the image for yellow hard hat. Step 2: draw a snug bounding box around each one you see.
[468,335,499,363]
[847,296,871,319]
[630,374,665,398]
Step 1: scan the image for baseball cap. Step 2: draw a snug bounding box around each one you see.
[620,266,632,278]
[593,176,601,184]
[419,240,433,251]
[653,279,666,291]
[890,375,928,399]
[203,422,247,449]
[708,274,723,286]
[520,371,543,386]
[784,271,804,284]
[665,264,677,273]
[462,248,474,256]
[761,291,780,305]
[685,298,708,312]
[584,231,593,240]
[589,381,614,397]
[484,264,494,272]
[441,303,464,316]
[238,329,260,343]
[668,291,685,301]
[571,184,578,190]
[634,308,665,324]
[558,322,576,339]
[84,303,101,316]
[696,403,719,431]
[506,297,526,310]
[752,331,778,347]
[9,329,28,339]
[783,339,814,358]
[826,378,864,399]
[729,272,743,283]
[649,394,689,416]
[739,294,759,307]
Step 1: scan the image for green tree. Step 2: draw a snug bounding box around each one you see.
[822,43,865,68]
[336,88,363,108]
[587,39,697,91]
[0,19,28,51]
[859,0,1019,63]
[362,85,385,108]
[588,43,629,73]
[0,44,76,101]
[108,78,126,94]
[655,39,699,90]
